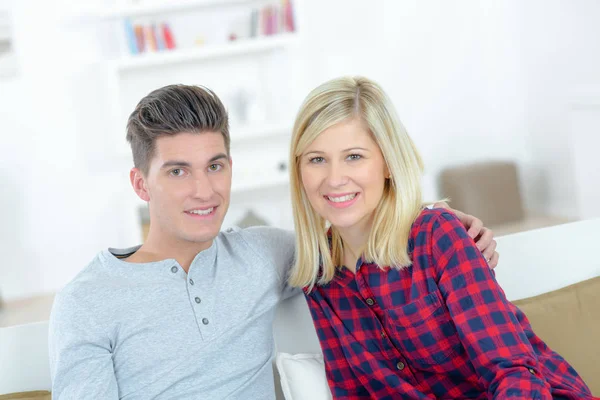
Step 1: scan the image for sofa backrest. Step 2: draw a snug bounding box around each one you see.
[493,218,600,300]
[0,321,51,395]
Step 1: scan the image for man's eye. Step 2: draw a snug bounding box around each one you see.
[309,157,325,164]
[209,164,222,172]
[170,169,184,176]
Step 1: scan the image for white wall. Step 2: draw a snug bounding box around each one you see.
[518,0,600,217]
[1,0,599,301]
[290,0,530,198]
[0,0,140,300]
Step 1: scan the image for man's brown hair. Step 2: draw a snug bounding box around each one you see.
[126,84,230,174]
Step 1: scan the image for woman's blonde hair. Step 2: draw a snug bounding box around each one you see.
[289,76,426,290]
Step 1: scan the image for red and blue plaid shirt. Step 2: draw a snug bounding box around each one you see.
[305,208,593,399]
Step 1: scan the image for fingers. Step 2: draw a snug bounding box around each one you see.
[467,217,484,240]
[487,251,499,269]
[476,227,494,251]
[482,238,497,260]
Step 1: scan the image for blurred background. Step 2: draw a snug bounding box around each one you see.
[0,0,598,321]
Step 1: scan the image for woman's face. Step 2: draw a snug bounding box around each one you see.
[299,118,389,236]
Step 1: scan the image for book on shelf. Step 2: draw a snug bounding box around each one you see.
[124,19,138,54]
[124,19,176,55]
[250,0,296,38]
[120,0,295,56]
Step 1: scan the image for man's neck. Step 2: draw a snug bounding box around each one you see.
[125,233,213,273]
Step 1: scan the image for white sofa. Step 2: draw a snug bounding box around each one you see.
[2,219,599,398]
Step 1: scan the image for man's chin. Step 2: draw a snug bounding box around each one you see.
[185,230,220,243]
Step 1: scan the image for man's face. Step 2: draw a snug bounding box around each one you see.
[137,131,232,248]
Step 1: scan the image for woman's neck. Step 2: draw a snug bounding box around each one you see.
[338,226,370,274]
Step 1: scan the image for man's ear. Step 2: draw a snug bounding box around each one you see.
[130,168,150,202]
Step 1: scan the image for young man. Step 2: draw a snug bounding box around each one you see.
[49,84,499,399]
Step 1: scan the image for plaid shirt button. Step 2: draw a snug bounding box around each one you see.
[528,368,535,375]
[396,361,405,371]
[366,298,375,306]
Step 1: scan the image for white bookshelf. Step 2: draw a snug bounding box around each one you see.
[101,0,254,19]
[112,33,297,71]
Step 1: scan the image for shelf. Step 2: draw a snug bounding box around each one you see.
[113,33,297,71]
[74,0,254,20]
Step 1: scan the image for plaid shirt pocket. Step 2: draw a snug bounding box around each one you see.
[384,291,466,373]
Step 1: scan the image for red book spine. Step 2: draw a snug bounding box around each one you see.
[285,0,295,32]
[162,23,176,50]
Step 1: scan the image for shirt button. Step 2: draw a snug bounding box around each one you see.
[380,331,386,339]
[396,361,405,371]
[170,266,178,273]
[189,278,194,285]
[528,368,535,375]
[195,297,201,304]
[202,318,209,325]
[366,298,375,306]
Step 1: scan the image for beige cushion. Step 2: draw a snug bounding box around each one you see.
[439,161,524,226]
[0,392,51,400]
[513,276,600,396]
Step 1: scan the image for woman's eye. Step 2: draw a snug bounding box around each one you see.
[209,164,222,172]
[309,156,325,164]
[347,154,362,161]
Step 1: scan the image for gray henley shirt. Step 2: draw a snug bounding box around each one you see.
[49,226,297,399]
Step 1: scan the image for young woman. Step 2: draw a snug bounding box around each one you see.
[287,76,593,399]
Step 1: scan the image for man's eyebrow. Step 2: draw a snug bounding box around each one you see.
[160,160,191,169]
[160,153,228,169]
[209,153,229,163]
